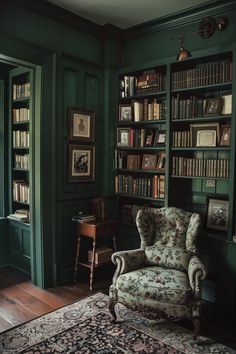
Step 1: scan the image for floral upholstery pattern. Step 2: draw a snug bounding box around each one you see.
[109,207,207,338]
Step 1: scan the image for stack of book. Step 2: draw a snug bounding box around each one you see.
[7,209,29,223]
[72,213,96,223]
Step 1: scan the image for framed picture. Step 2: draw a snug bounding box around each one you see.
[142,154,157,170]
[206,198,229,232]
[68,144,95,182]
[204,98,223,116]
[219,125,231,146]
[157,151,166,169]
[117,128,131,147]
[119,104,132,121]
[190,123,220,147]
[153,130,166,146]
[144,129,154,147]
[68,107,95,142]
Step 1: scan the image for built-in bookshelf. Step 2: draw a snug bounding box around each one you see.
[116,51,235,239]
[8,69,31,224]
[115,65,167,225]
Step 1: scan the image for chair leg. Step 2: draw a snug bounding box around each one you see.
[193,316,200,339]
[109,299,117,322]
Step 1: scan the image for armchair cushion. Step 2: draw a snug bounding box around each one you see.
[145,245,191,272]
[116,266,191,305]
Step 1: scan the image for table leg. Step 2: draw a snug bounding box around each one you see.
[90,238,96,291]
[74,235,81,284]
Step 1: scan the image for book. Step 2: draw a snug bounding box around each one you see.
[221,94,232,115]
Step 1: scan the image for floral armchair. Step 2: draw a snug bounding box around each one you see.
[109,207,207,338]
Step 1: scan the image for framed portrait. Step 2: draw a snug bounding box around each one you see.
[68,144,95,182]
[219,125,231,146]
[190,123,220,147]
[119,104,132,121]
[142,154,157,170]
[153,130,166,146]
[206,198,229,232]
[144,129,154,147]
[204,98,223,116]
[117,128,131,147]
[68,107,95,142]
[157,151,166,169]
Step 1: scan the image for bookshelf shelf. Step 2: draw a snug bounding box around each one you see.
[171,175,230,180]
[13,121,30,125]
[171,116,231,123]
[171,147,231,151]
[118,169,165,174]
[117,119,166,126]
[119,91,166,101]
[172,82,232,94]
[116,146,165,151]
[118,194,165,202]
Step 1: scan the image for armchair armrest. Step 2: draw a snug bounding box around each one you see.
[111,249,146,284]
[188,256,207,297]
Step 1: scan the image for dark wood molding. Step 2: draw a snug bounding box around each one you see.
[123,0,236,40]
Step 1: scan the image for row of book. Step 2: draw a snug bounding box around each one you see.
[171,94,232,119]
[14,153,29,170]
[172,130,192,148]
[117,128,166,148]
[172,59,232,90]
[13,130,30,148]
[13,82,30,100]
[172,157,230,178]
[12,108,30,123]
[13,180,30,204]
[114,151,166,170]
[119,99,167,122]
[115,174,165,199]
[7,209,30,223]
[119,72,166,97]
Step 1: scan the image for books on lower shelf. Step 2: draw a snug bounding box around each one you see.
[7,209,30,223]
[88,247,113,264]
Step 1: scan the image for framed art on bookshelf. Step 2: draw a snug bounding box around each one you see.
[153,130,166,145]
[142,154,157,170]
[68,144,95,183]
[157,151,166,169]
[117,128,131,147]
[206,198,229,232]
[68,107,95,142]
[204,98,223,116]
[119,104,132,121]
[190,123,220,147]
[219,125,231,146]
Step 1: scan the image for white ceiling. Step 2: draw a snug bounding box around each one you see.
[47,0,214,29]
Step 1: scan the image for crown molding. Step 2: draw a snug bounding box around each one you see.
[8,0,102,37]
[123,0,236,40]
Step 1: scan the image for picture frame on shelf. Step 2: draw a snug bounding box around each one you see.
[190,123,220,147]
[206,197,229,232]
[68,144,95,183]
[117,128,131,147]
[157,151,166,169]
[221,94,232,115]
[119,104,132,121]
[144,129,154,147]
[219,125,231,146]
[204,98,223,116]
[142,154,158,170]
[153,130,166,146]
[68,107,95,142]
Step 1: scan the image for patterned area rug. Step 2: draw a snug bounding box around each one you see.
[0,292,235,354]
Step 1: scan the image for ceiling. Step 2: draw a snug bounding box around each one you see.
[47,0,215,29]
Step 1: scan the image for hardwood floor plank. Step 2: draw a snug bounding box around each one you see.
[0,317,12,332]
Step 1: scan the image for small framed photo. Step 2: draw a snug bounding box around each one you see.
[117,128,131,147]
[206,198,229,232]
[144,129,154,147]
[157,151,166,169]
[68,107,95,142]
[190,123,220,147]
[153,130,166,146]
[68,144,95,183]
[142,154,157,170]
[219,125,231,146]
[204,98,223,116]
[119,104,132,121]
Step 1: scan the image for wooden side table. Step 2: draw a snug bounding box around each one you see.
[73,219,117,290]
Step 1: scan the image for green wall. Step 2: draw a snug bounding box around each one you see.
[0,0,235,315]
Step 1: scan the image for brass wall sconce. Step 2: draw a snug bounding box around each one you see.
[172,16,228,62]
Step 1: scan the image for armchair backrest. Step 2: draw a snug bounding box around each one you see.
[136,207,201,254]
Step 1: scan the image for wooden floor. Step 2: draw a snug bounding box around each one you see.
[0,266,235,350]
